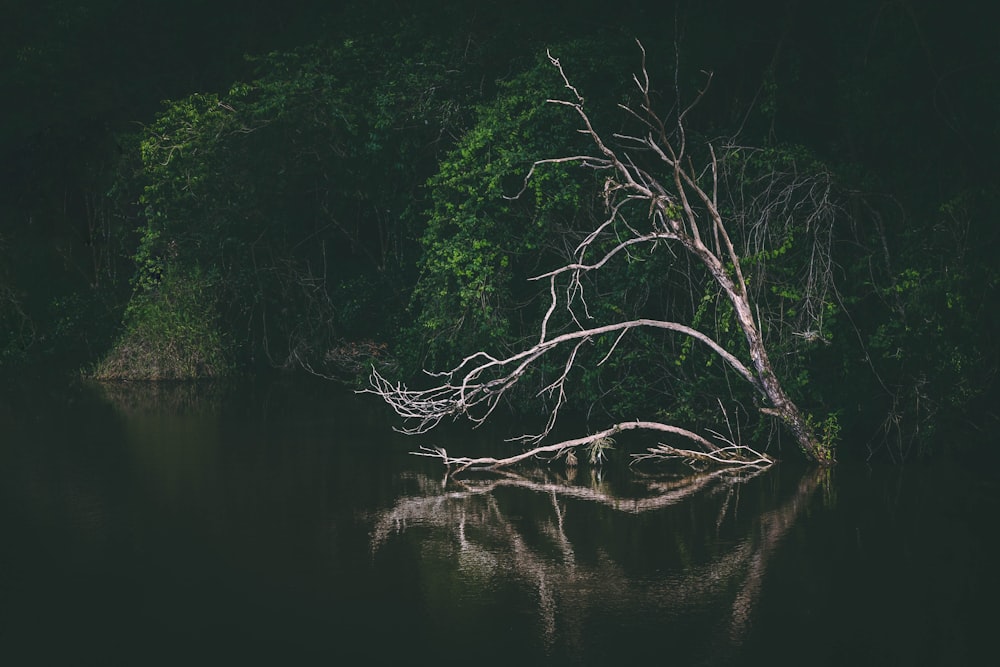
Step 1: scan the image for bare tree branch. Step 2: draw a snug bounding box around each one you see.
[367,315,759,440]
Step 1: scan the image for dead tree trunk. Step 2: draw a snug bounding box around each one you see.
[367,43,835,469]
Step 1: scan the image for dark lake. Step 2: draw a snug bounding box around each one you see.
[1,378,996,666]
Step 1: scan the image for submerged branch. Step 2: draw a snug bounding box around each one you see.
[408,419,772,474]
[633,443,774,468]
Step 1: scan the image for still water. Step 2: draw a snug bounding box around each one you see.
[1,379,995,666]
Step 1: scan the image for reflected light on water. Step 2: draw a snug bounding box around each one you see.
[372,466,825,659]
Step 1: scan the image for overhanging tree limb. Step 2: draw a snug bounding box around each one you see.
[368,315,757,437]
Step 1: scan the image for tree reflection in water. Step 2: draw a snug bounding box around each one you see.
[371,465,825,657]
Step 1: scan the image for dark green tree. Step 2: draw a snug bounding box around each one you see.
[95,35,467,379]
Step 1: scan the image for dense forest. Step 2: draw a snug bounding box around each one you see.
[2,0,997,462]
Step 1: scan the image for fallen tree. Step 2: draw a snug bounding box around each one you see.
[369,43,836,470]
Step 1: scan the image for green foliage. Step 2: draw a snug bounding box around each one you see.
[112,34,469,374]
[0,283,35,367]
[407,42,631,368]
[90,266,230,380]
[805,412,840,462]
[839,187,1000,455]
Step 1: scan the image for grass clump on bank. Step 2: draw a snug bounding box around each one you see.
[89,267,230,381]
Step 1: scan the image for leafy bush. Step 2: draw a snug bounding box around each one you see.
[406,41,633,370]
